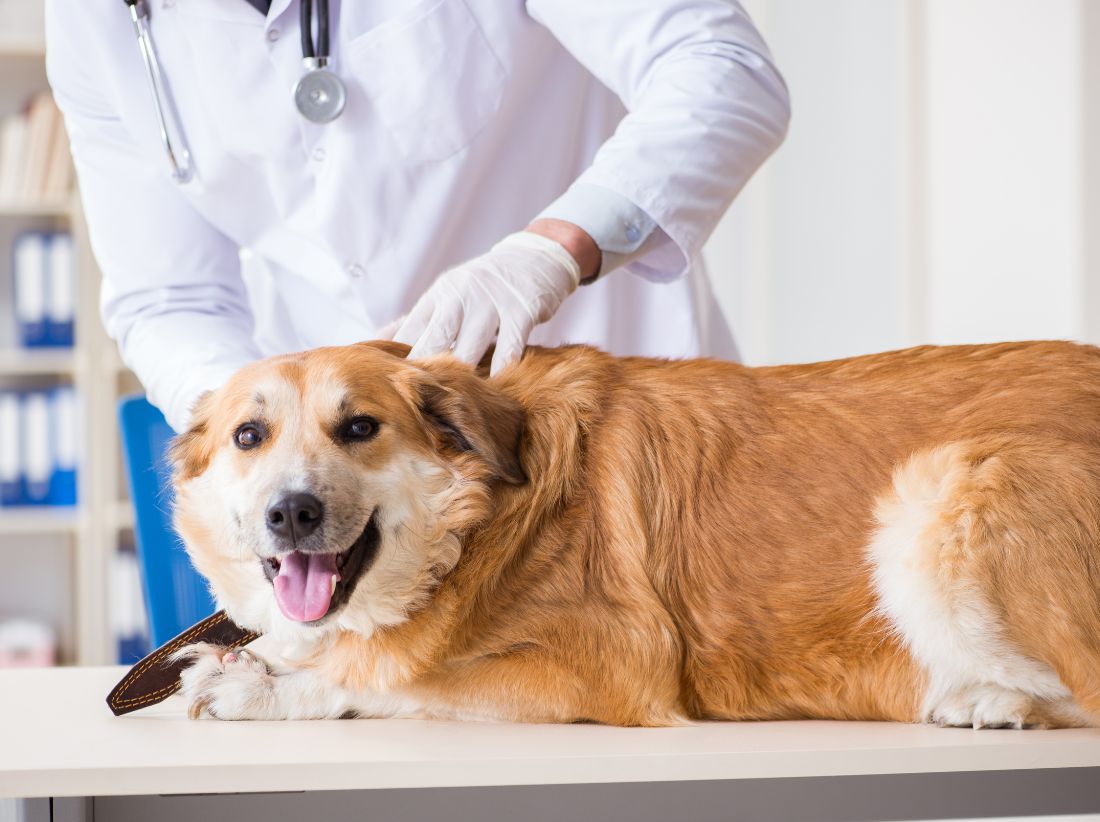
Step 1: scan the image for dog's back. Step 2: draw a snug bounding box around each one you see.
[470,342,1100,726]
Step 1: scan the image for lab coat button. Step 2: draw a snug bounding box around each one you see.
[312,147,327,162]
[625,224,641,243]
[266,29,280,43]
[346,263,365,279]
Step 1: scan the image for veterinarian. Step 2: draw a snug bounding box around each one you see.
[46,0,789,431]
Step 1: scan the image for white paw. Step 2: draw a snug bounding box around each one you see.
[175,643,275,720]
[926,685,1031,729]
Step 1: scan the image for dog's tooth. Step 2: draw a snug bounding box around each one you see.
[330,574,338,595]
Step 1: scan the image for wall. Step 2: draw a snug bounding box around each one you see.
[705,0,1096,365]
[924,0,1084,345]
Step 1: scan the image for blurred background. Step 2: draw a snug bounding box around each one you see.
[0,0,1096,668]
[711,0,1098,366]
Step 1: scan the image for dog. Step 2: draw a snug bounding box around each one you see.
[172,340,1100,728]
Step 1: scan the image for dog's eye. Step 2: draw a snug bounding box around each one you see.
[340,416,379,442]
[234,424,264,450]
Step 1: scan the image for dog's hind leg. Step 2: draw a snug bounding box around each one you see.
[867,438,1100,729]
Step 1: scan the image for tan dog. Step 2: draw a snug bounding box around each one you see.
[173,340,1100,728]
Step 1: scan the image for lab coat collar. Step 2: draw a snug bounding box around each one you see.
[267,0,294,28]
[239,0,270,16]
[174,0,264,25]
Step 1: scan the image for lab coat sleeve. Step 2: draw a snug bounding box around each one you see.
[537,182,672,282]
[525,0,790,282]
[45,3,261,432]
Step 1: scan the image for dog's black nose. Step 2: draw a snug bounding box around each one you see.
[266,492,324,545]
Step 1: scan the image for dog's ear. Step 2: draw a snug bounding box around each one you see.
[405,358,527,486]
[169,392,216,480]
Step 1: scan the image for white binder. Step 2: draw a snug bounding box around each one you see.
[0,392,20,505]
[49,386,79,505]
[21,392,51,504]
[46,233,75,346]
[13,233,48,348]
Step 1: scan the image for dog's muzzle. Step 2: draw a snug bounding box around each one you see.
[261,512,380,623]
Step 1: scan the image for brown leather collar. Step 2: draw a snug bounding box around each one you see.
[106,610,260,716]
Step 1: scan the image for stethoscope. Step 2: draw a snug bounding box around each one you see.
[293,0,348,124]
[123,0,347,185]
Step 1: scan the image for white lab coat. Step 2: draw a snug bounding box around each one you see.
[45,0,790,431]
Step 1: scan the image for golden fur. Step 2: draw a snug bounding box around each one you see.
[171,340,1100,727]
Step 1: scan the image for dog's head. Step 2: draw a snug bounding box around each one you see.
[170,341,525,643]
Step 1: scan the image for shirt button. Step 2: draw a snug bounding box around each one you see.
[266,28,280,42]
[625,224,641,243]
[161,0,175,8]
[311,147,326,162]
[346,263,365,279]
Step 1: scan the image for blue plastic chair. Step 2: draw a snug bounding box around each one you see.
[118,396,215,646]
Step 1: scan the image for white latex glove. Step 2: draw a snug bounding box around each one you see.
[390,231,582,375]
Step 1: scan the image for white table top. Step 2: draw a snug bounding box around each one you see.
[2,666,1100,798]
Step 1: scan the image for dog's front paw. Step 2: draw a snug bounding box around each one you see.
[175,643,275,720]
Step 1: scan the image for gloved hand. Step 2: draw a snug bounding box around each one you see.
[390,231,583,375]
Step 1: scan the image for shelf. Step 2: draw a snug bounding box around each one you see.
[0,501,134,536]
[109,501,136,532]
[1,34,127,668]
[0,506,80,535]
[0,199,71,218]
[107,352,130,375]
[0,349,76,376]
[0,502,137,535]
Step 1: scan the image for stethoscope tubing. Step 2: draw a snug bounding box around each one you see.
[126,0,194,183]
[123,0,343,182]
[300,0,331,60]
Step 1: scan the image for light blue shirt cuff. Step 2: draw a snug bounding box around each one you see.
[536,183,663,283]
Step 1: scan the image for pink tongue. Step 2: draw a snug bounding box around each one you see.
[273,551,340,622]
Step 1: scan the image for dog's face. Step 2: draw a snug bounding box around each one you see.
[171,342,525,644]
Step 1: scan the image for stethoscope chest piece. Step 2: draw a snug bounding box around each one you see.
[295,0,344,124]
[294,58,346,123]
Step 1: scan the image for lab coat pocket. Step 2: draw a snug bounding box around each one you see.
[346,0,506,164]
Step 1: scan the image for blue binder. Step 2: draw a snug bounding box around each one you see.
[48,387,78,506]
[13,232,76,349]
[21,391,52,505]
[118,396,216,647]
[13,233,49,348]
[0,392,20,506]
[45,233,75,348]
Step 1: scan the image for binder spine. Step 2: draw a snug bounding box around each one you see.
[46,232,75,348]
[13,232,48,349]
[49,386,78,507]
[0,392,21,506]
[21,392,52,505]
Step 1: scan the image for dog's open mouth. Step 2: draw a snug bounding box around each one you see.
[261,513,380,624]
